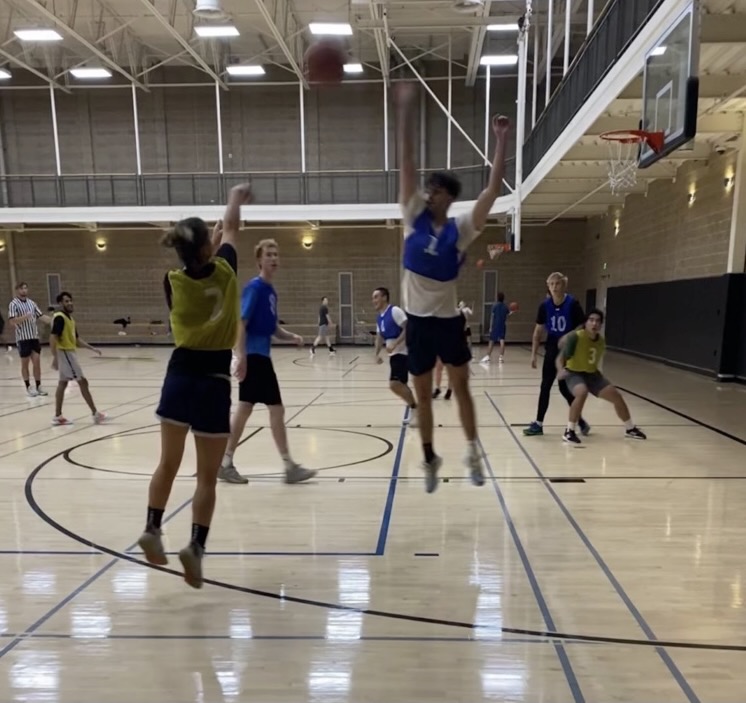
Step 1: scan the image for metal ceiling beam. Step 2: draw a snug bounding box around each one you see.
[17,0,147,89]
[369,1,389,81]
[535,0,585,82]
[464,0,492,86]
[0,46,71,92]
[253,0,308,89]
[134,0,228,90]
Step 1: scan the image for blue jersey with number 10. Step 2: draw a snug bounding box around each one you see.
[543,294,575,338]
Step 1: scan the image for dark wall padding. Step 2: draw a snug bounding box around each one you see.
[605,274,746,378]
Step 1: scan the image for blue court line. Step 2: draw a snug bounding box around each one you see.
[485,391,702,703]
[479,439,586,703]
[0,497,193,661]
[374,407,409,555]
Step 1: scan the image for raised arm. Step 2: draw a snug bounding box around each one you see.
[393,82,419,207]
[220,183,254,252]
[471,115,511,233]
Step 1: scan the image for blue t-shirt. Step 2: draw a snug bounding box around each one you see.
[241,276,278,357]
[491,301,509,329]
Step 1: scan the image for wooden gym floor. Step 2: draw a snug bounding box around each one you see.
[0,344,744,703]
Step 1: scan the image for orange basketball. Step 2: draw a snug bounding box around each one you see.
[509,301,519,312]
[304,39,346,84]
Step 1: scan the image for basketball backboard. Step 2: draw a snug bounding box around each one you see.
[638,1,699,168]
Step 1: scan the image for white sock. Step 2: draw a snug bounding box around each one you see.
[567,422,576,432]
[467,439,479,457]
[624,419,635,431]
[282,453,294,465]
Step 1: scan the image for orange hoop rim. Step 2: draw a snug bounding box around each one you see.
[600,129,665,153]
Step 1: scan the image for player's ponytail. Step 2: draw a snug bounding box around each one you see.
[162,217,210,271]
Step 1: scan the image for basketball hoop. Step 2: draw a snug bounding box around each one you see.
[599,130,665,195]
[487,243,511,260]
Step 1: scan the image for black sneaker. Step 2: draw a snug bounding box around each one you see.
[578,418,591,436]
[444,388,452,400]
[563,428,581,444]
[625,426,647,440]
[432,388,441,399]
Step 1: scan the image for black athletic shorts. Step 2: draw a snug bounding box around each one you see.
[389,353,409,384]
[239,354,282,406]
[156,372,231,436]
[18,339,42,358]
[406,314,471,376]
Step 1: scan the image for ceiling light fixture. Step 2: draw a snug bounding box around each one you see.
[486,23,520,31]
[479,55,519,66]
[226,65,265,76]
[14,29,63,41]
[0,68,11,79]
[343,63,363,74]
[194,25,240,37]
[70,67,112,78]
[309,22,353,36]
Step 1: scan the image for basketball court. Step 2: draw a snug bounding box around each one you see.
[0,346,745,702]
[2,0,746,700]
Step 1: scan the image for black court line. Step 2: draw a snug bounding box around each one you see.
[21,429,746,653]
[615,385,746,446]
[348,356,359,365]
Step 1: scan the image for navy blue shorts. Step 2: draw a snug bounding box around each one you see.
[490,325,506,343]
[406,314,471,376]
[156,372,232,436]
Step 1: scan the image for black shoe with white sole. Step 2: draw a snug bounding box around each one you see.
[625,426,647,440]
[563,428,581,444]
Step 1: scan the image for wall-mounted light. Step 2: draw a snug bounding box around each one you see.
[687,190,696,206]
[301,234,314,250]
[613,219,620,237]
[0,240,5,252]
[95,237,107,251]
[724,173,735,191]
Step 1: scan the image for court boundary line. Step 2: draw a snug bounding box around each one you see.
[479,438,585,702]
[375,407,410,555]
[485,391,702,703]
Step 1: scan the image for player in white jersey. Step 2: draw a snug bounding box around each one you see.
[8,282,52,396]
[394,81,510,493]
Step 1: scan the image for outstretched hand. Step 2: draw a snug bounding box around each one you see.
[492,115,510,137]
[231,182,254,205]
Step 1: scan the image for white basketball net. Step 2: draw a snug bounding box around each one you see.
[488,244,508,260]
[603,137,641,195]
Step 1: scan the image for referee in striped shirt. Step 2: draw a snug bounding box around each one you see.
[8,282,52,397]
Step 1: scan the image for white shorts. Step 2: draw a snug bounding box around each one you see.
[58,350,84,381]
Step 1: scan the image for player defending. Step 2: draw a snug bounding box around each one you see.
[372,286,417,420]
[137,183,251,589]
[311,296,335,355]
[49,292,105,426]
[394,80,510,492]
[524,272,590,437]
[219,239,316,485]
[557,309,647,444]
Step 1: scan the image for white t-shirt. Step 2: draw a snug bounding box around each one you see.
[400,193,480,318]
[383,305,408,356]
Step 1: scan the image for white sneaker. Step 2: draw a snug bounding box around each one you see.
[480,355,490,363]
[93,411,107,424]
[36,387,49,396]
[464,449,485,487]
[26,387,38,397]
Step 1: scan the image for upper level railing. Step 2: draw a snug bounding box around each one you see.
[522,0,667,177]
[0,159,516,209]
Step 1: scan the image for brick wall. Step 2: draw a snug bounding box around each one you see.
[580,152,738,304]
[6,220,586,343]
